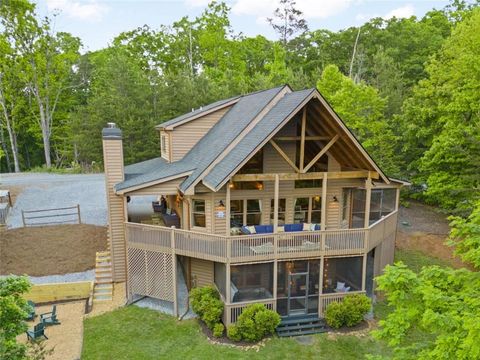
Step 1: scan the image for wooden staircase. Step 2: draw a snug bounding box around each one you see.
[276,314,327,337]
[93,251,113,302]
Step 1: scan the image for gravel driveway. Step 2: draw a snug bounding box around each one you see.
[0,173,107,228]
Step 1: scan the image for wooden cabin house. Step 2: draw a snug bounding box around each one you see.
[102,85,407,327]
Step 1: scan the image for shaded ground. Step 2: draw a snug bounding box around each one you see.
[396,201,466,268]
[0,224,108,276]
[20,301,85,360]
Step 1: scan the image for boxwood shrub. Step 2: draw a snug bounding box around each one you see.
[227,303,281,342]
[324,293,371,329]
[190,286,224,330]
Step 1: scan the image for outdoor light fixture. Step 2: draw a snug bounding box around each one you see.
[333,195,338,202]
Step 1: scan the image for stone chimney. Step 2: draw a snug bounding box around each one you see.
[102,123,127,282]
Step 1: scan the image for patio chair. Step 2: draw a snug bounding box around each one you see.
[26,322,48,341]
[40,305,61,326]
[26,300,36,321]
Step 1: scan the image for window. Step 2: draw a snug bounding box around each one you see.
[351,189,366,228]
[230,263,273,303]
[230,199,262,227]
[293,196,321,224]
[322,257,363,294]
[192,199,206,227]
[161,134,167,154]
[295,179,322,188]
[369,189,396,223]
[341,188,352,228]
[270,198,286,225]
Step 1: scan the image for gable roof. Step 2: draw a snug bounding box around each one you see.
[156,95,240,130]
[115,85,394,194]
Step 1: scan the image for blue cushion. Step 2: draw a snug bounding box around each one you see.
[314,224,321,231]
[255,225,274,234]
[284,223,303,232]
[241,226,250,234]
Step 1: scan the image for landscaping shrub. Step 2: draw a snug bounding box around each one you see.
[227,325,242,341]
[231,303,281,342]
[325,294,372,329]
[189,286,224,330]
[213,323,224,338]
[324,301,345,329]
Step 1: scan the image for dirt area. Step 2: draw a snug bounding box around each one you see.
[0,224,108,276]
[396,201,467,268]
[20,301,85,360]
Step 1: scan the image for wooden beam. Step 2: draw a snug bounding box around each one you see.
[273,136,330,141]
[300,107,306,171]
[303,134,340,173]
[232,170,379,182]
[273,174,279,233]
[269,140,300,173]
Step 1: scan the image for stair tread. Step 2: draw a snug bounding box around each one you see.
[277,328,327,337]
[95,283,113,288]
[277,323,326,332]
[95,279,113,284]
[280,317,324,326]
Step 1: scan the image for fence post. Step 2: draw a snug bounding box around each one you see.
[21,210,26,227]
[77,204,82,224]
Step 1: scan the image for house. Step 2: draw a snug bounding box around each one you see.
[101,85,407,327]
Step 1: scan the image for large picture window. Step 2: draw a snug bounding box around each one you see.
[230,199,262,227]
[369,189,396,223]
[270,198,286,225]
[192,199,206,227]
[230,263,273,303]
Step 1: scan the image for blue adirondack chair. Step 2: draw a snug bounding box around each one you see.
[40,305,61,326]
[26,300,36,321]
[26,322,48,341]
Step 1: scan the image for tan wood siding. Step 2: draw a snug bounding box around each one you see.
[103,139,127,282]
[190,258,214,288]
[171,107,231,162]
[125,177,185,196]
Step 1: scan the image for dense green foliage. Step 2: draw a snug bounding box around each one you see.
[227,304,281,342]
[2,0,478,217]
[324,294,371,329]
[189,286,224,330]
[0,276,32,360]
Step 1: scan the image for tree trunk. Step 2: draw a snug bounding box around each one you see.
[349,27,361,81]
[0,126,12,172]
[38,102,52,168]
[5,117,20,172]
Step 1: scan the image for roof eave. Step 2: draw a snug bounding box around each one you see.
[114,171,193,195]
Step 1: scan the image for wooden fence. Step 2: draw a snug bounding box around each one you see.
[21,204,82,227]
[24,281,93,303]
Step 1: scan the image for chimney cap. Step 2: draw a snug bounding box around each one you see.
[102,123,122,140]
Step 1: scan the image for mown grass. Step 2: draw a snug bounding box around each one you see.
[82,249,447,360]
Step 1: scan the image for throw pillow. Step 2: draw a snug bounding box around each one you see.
[247,226,257,234]
[303,222,312,231]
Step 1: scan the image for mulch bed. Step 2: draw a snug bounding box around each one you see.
[328,320,370,334]
[0,224,107,276]
[198,320,269,348]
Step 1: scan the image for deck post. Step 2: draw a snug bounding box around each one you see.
[364,177,372,228]
[361,253,367,291]
[171,226,178,317]
[395,187,400,211]
[273,260,278,311]
[226,182,231,236]
[273,174,279,233]
[321,173,327,231]
[318,256,324,315]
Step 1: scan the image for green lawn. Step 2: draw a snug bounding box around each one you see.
[82,306,391,360]
[82,248,446,359]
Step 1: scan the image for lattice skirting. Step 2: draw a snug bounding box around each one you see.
[127,247,175,302]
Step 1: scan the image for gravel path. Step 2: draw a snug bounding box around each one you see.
[0,270,95,284]
[0,173,107,228]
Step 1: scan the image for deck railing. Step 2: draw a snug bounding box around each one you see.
[125,210,398,263]
[223,299,275,327]
[318,291,366,316]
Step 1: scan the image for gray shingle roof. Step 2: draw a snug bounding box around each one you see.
[178,85,287,193]
[203,88,315,190]
[157,95,240,129]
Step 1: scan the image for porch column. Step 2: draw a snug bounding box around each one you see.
[318,256,324,315]
[321,173,327,230]
[226,182,231,236]
[395,187,400,211]
[361,253,367,291]
[273,174,279,232]
[273,260,278,311]
[364,177,372,228]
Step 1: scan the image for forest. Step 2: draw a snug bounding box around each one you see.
[0,0,479,218]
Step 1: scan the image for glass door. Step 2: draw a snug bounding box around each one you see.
[288,272,309,316]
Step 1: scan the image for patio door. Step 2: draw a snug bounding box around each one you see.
[287,272,309,316]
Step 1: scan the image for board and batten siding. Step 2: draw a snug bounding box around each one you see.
[190,258,214,288]
[102,138,127,282]
[170,107,231,162]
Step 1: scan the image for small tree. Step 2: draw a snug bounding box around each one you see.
[0,276,32,360]
[268,0,308,46]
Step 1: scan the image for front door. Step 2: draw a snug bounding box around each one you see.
[288,272,309,316]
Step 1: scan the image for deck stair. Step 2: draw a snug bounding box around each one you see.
[276,314,327,337]
[93,251,113,302]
